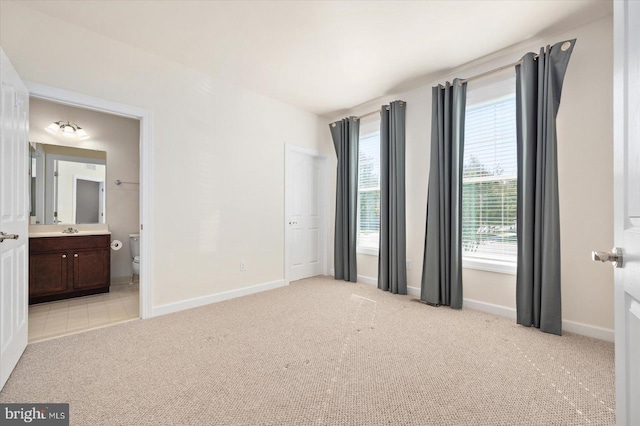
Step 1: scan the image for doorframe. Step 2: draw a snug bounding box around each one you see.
[614,1,633,423]
[25,81,154,319]
[72,175,105,225]
[31,143,46,224]
[284,144,329,286]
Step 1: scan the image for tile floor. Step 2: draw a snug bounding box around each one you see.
[28,283,139,343]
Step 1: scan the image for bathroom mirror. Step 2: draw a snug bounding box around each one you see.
[30,142,107,225]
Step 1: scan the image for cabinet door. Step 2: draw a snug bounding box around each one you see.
[29,252,68,296]
[73,249,109,290]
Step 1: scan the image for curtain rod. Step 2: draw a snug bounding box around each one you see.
[356,105,390,120]
[459,60,521,85]
[458,53,539,85]
[354,50,547,114]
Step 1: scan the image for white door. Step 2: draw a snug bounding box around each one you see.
[0,49,29,391]
[285,147,325,283]
[612,1,640,424]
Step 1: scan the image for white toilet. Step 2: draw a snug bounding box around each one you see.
[130,233,140,282]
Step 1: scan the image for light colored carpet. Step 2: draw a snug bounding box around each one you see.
[0,276,615,425]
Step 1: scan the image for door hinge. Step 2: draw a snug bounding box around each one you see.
[54,171,58,177]
[140,224,143,231]
[14,92,23,108]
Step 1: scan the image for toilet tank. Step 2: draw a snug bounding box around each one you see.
[129,233,140,258]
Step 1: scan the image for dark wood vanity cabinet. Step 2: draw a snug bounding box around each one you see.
[29,235,110,304]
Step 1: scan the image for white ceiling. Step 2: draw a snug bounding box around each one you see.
[20,0,612,117]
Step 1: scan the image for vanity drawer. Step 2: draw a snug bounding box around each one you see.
[30,235,111,252]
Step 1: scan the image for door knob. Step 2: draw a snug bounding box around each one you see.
[0,232,19,242]
[591,247,623,268]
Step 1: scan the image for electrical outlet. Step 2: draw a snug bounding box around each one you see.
[406,259,412,270]
[240,261,247,272]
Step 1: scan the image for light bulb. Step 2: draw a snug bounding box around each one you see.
[76,128,89,140]
[62,125,76,138]
[45,122,60,135]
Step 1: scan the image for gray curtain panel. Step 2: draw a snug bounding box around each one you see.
[421,80,467,308]
[378,101,408,294]
[330,117,360,282]
[515,39,575,335]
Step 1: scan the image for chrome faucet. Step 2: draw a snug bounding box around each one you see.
[61,227,79,234]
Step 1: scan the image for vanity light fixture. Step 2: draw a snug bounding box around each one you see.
[45,121,90,140]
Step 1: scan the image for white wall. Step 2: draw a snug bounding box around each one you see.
[1,2,325,307]
[325,16,614,332]
[30,97,140,283]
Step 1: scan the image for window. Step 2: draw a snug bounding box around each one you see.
[462,81,517,273]
[357,130,380,254]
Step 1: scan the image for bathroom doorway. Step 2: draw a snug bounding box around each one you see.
[74,177,105,224]
[25,84,152,342]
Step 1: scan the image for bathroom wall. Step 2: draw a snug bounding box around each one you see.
[29,97,141,284]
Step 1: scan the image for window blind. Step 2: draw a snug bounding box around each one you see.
[358,132,380,250]
[462,94,517,263]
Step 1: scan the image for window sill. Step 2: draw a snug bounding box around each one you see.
[357,246,378,256]
[462,257,516,275]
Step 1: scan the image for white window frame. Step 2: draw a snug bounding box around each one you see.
[462,73,518,275]
[357,118,381,256]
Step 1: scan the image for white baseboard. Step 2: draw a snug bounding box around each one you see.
[328,269,378,286]
[327,270,613,341]
[562,319,614,342]
[407,286,420,297]
[463,298,615,342]
[151,279,286,317]
[357,274,376,286]
[463,298,517,320]
[355,273,421,296]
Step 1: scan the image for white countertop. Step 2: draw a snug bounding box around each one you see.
[29,224,111,238]
[29,230,112,238]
